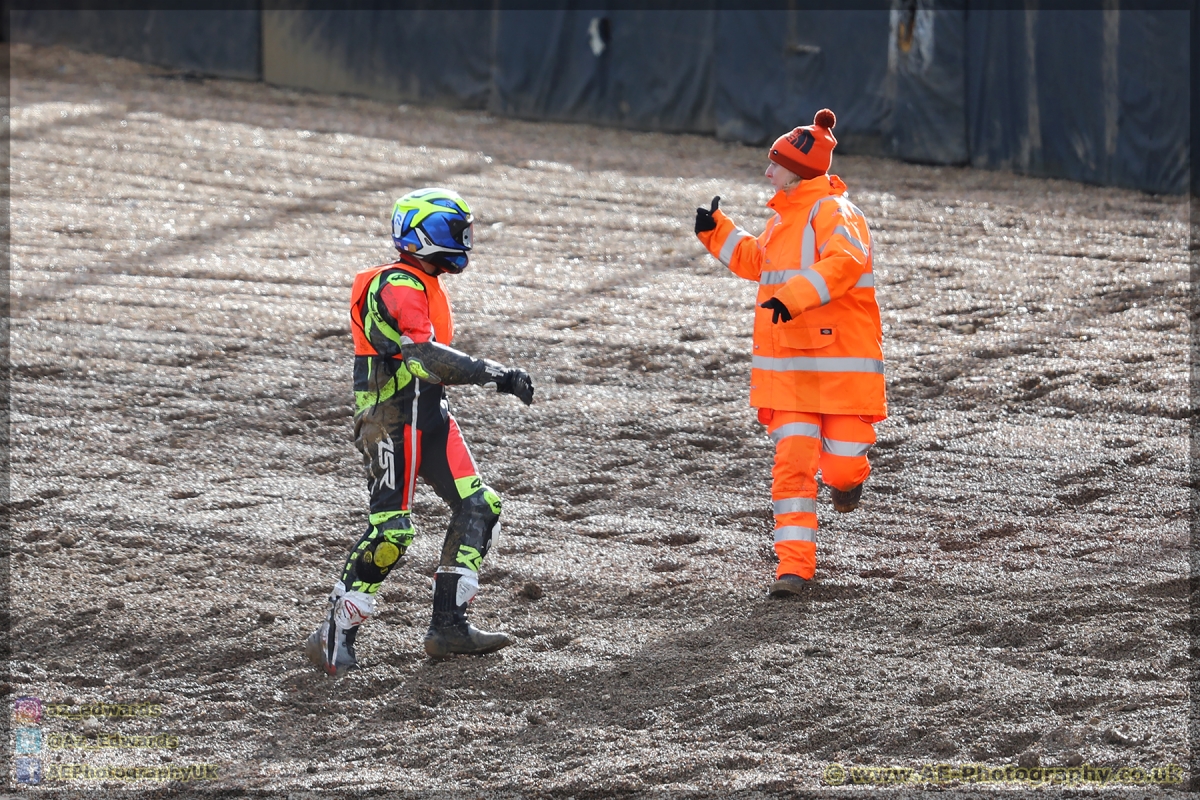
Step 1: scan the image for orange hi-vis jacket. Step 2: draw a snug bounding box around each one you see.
[350,259,454,358]
[349,258,455,415]
[697,174,887,419]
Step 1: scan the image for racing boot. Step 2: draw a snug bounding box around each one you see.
[305,583,374,676]
[305,615,359,676]
[423,569,513,659]
[830,482,863,513]
[769,573,811,596]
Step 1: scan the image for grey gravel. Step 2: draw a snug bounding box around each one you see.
[8,42,1189,794]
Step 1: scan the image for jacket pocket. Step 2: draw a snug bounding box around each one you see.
[774,325,837,351]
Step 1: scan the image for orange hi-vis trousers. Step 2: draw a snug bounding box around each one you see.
[761,408,876,580]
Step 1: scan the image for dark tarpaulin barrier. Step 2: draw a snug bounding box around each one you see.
[10,8,261,80]
[12,7,1189,195]
[966,8,1188,195]
[1193,0,1200,197]
[712,9,890,150]
[883,0,967,165]
[490,7,716,133]
[261,8,493,109]
[964,10,1029,173]
[490,9,615,125]
[1112,9,1191,196]
[1036,10,1114,185]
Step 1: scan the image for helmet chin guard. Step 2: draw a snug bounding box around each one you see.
[424,251,469,274]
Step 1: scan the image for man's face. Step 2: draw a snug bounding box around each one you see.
[765,161,798,191]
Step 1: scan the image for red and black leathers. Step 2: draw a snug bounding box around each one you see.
[339,256,502,607]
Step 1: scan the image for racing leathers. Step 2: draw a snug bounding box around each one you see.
[312,254,530,671]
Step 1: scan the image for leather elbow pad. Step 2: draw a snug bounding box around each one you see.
[401,340,503,387]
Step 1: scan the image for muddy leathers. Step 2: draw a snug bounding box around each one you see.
[308,253,533,673]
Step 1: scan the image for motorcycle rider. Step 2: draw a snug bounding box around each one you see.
[307,187,534,673]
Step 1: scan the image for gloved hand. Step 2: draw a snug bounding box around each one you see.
[694,196,720,234]
[496,367,534,406]
[760,297,793,324]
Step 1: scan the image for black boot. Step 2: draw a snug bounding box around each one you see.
[424,572,513,659]
[769,573,811,596]
[830,482,863,513]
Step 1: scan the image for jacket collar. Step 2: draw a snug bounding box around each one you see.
[766,173,847,213]
[395,253,438,281]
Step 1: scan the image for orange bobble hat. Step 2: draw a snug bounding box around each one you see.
[768,108,837,181]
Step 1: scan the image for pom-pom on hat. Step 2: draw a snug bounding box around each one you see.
[769,108,838,181]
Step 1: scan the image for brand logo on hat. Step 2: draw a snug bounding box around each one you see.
[787,129,816,154]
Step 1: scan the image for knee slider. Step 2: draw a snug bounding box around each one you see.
[346,513,413,591]
[453,482,501,516]
[454,488,501,532]
[450,488,501,570]
[482,486,502,517]
[371,511,414,559]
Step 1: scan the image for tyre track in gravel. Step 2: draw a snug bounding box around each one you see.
[11,147,488,312]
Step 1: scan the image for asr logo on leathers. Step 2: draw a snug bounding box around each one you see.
[377,436,396,491]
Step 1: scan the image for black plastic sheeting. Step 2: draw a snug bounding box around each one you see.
[1111,9,1191,196]
[712,9,890,149]
[491,8,715,133]
[9,7,1192,195]
[883,1,967,165]
[491,7,894,152]
[261,9,493,109]
[1193,1,1200,197]
[965,8,1189,195]
[10,8,261,81]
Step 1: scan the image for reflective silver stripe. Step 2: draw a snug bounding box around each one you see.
[822,438,871,457]
[769,422,821,443]
[798,267,830,305]
[718,228,754,266]
[759,197,835,289]
[753,355,885,374]
[760,198,863,298]
[855,273,874,288]
[760,269,803,285]
[773,497,817,515]
[799,199,832,270]
[819,224,868,257]
[800,215,816,270]
[760,267,831,304]
[774,526,817,543]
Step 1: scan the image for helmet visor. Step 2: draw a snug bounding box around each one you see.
[446,217,474,250]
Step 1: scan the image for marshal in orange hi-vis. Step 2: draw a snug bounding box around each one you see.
[695,110,887,593]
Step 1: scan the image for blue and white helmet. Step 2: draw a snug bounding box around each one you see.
[390,187,474,273]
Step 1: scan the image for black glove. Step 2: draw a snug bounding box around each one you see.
[496,367,534,406]
[760,297,793,324]
[694,196,720,234]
